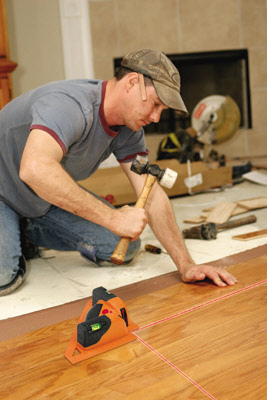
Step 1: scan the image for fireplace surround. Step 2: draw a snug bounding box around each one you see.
[114,49,252,134]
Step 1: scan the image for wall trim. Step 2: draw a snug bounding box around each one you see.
[59,0,94,79]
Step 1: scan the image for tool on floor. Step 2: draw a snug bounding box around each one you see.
[64,286,138,364]
[182,215,257,240]
[111,155,178,265]
[145,244,168,254]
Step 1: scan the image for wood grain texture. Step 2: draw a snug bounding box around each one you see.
[0,255,266,399]
[137,284,267,400]
[205,201,237,224]
[232,229,267,241]
[2,244,266,342]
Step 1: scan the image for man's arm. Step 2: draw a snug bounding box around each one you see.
[121,162,237,287]
[19,129,147,239]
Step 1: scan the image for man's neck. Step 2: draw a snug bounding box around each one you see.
[104,79,125,127]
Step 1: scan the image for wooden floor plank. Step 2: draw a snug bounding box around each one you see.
[126,255,267,330]
[232,229,267,241]
[0,339,209,400]
[1,245,266,342]
[0,255,266,399]
[137,282,267,400]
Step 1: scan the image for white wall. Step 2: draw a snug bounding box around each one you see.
[6,0,65,97]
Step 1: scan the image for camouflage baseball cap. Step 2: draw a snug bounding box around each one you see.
[121,49,188,117]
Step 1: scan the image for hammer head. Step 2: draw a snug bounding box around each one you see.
[130,155,178,189]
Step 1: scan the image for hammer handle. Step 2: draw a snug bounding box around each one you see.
[217,215,257,230]
[135,174,157,208]
[110,174,157,265]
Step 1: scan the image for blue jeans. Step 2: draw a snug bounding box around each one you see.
[0,197,140,286]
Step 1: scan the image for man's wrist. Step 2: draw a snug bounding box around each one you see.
[176,257,195,275]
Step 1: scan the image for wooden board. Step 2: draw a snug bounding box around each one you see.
[237,197,267,210]
[0,254,266,399]
[79,160,232,206]
[205,201,237,224]
[232,229,267,241]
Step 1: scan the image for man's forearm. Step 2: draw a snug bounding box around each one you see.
[20,155,148,239]
[146,186,238,287]
[20,155,115,225]
[146,186,195,273]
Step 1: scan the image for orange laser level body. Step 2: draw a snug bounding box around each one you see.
[77,287,130,348]
[64,287,138,364]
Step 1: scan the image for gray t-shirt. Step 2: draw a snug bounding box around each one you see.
[0,79,148,217]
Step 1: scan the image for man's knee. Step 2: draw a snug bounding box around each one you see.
[124,238,141,262]
[78,237,141,264]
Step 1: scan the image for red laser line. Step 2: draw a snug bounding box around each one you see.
[134,279,267,332]
[132,280,266,400]
[134,333,217,400]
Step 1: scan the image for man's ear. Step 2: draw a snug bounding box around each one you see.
[125,72,139,93]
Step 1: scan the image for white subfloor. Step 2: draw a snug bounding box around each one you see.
[1,180,266,320]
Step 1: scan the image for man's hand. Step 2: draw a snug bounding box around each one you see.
[180,263,237,287]
[110,205,148,240]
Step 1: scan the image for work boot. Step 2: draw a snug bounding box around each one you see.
[0,256,27,296]
[19,218,40,260]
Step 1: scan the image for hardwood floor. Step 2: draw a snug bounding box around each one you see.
[0,255,266,399]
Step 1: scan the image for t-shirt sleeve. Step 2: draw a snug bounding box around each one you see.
[30,93,87,154]
[113,128,149,163]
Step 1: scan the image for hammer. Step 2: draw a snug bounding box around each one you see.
[182,215,257,240]
[110,155,178,265]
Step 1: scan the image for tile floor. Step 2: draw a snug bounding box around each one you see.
[0,179,266,320]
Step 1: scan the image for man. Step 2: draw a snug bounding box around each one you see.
[0,49,237,296]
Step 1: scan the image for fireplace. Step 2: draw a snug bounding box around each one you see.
[114,49,252,134]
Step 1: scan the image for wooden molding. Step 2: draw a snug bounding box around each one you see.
[0,57,17,73]
[0,0,18,108]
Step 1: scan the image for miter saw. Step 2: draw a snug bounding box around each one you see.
[191,95,241,145]
[157,95,241,163]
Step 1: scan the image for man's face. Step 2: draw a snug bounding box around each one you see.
[123,77,169,132]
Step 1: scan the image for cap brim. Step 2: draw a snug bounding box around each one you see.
[153,80,189,117]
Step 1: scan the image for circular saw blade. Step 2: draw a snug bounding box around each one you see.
[191,95,241,144]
